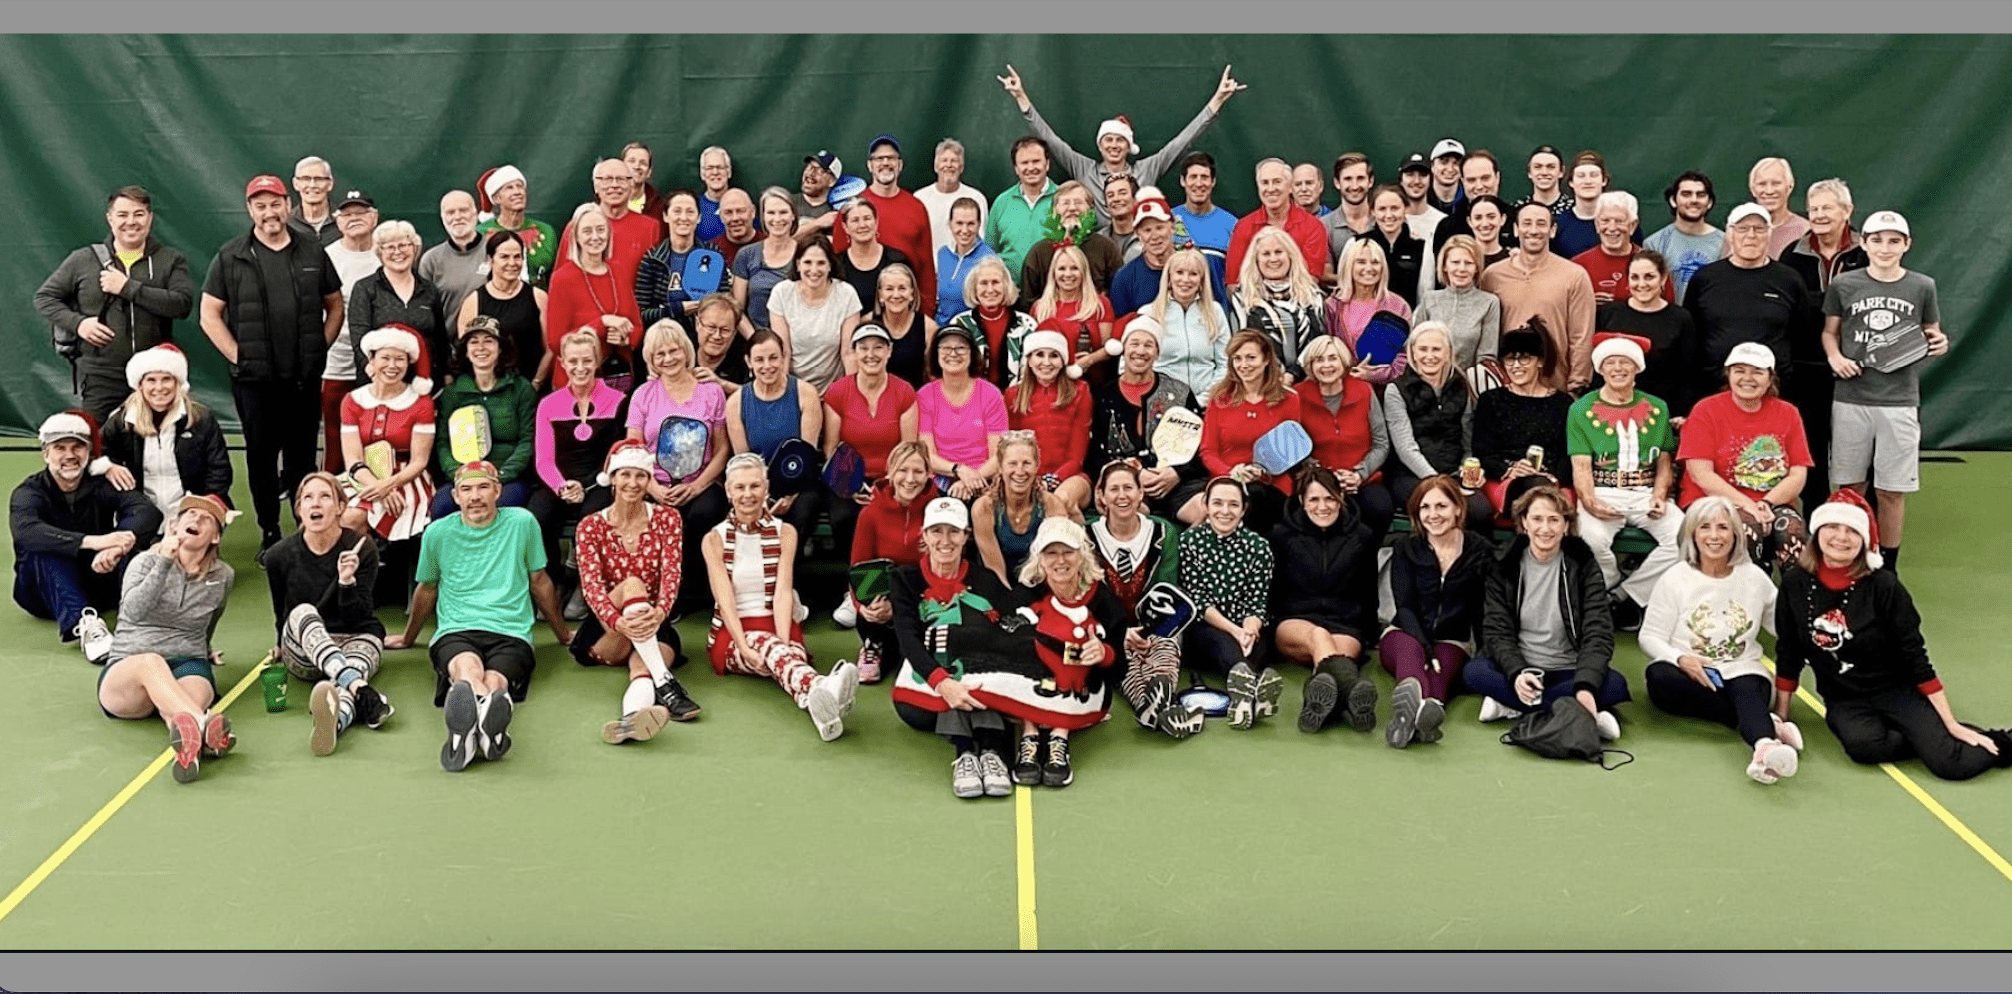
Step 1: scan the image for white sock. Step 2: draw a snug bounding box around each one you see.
[622,604,672,684]
[622,677,655,716]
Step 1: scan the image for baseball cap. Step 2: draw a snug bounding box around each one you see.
[1726,203,1772,228]
[851,322,892,345]
[37,410,94,449]
[1030,516,1087,553]
[337,189,374,210]
[1133,195,1173,227]
[1861,209,1910,238]
[245,175,287,200]
[1431,138,1466,160]
[867,133,901,156]
[1398,152,1430,174]
[804,150,841,176]
[1724,342,1776,371]
[922,496,969,531]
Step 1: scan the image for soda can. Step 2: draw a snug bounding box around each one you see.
[1460,457,1484,489]
[1525,445,1545,473]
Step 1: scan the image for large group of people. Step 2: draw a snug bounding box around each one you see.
[18,65,2011,793]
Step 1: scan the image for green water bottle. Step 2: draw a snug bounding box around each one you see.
[261,661,288,712]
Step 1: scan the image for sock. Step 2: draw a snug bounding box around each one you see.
[948,734,975,756]
[621,605,672,683]
[336,685,356,732]
[332,664,364,691]
[622,676,655,717]
[1881,546,1900,572]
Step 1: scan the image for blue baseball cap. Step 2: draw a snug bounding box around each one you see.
[867,133,900,156]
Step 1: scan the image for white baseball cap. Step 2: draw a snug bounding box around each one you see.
[1431,138,1466,160]
[1724,341,1776,371]
[922,496,969,531]
[1861,209,1910,238]
[1726,202,1772,228]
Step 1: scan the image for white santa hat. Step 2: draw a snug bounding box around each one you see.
[1808,489,1884,570]
[596,437,656,487]
[358,325,433,394]
[1590,336,1646,374]
[125,343,189,390]
[1096,116,1139,156]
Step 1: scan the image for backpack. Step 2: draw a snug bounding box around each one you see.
[1501,698,1633,769]
[52,244,114,362]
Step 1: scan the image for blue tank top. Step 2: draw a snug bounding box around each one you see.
[994,496,1047,580]
[739,376,803,459]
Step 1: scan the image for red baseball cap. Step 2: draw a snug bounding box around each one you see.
[245,175,288,200]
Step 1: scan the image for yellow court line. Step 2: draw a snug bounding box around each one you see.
[1775,665,2012,885]
[0,655,272,926]
[1015,785,1038,950]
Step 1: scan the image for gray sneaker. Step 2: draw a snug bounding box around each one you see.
[952,751,984,799]
[977,750,1013,797]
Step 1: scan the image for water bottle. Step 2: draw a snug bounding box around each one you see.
[261,661,288,712]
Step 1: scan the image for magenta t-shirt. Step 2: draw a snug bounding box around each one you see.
[917,378,1008,467]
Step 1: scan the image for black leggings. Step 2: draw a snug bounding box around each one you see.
[1644,662,1774,746]
[894,699,1012,755]
[1182,624,1272,679]
[527,483,614,581]
[1826,688,2002,782]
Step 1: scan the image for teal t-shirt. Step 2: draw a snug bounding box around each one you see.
[415,506,546,644]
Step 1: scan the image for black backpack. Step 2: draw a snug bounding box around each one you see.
[52,244,114,363]
[1501,698,1633,769]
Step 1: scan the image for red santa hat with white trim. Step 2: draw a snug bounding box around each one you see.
[1096,115,1139,156]
[125,343,189,390]
[1808,487,1883,570]
[596,437,655,487]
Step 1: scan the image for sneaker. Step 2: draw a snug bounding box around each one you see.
[352,682,394,729]
[478,691,515,761]
[1341,676,1377,733]
[1137,674,1172,729]
[856,641,883,684]
[441,681,479,772]
[1771,714,1804,752]
[951,751,984,799]
[200,712,235,758]
[1159,702,1206,740]
[1386,677,1422,749]
[1226,662,1259,730]
[1011,734,1044,786]
[655,676,703,721]
[602,704,671,745]
[1478,696,1521,723]
[1747,738,1795,784]
[255,529,282,570]
[1042,734,1074,788]
[1297,670,1338,733]
[1594,710,1621,742]
[828,660,861,718]
[978,750,1013,797]
[73,607,113,665]
[803,679,844,742]
[563,585,589,623]
[833,595,858,630]
[309,682,340,757]
[1414,697,1447,744]
[167,711,203,783]
[1253,668,1284,723]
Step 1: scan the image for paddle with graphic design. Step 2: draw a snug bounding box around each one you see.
[1355,309,1411,368]
[681,248,728,297]
[1176,672,1232,718]
[654,415,713,485]
[1148,405,1204,467]
[822,443,868,499]
[766,438,822,498]
[361,440,396,482]
[1135,581,1198,641]
[1253,420,1314,478]
[447,405,493,465]
[848,558,894,604]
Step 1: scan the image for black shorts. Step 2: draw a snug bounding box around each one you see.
[568,612,686,669]
[429,629,536,706]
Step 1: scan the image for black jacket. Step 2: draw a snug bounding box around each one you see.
[1086,372,1203,484]
[1481,534,1615,694]
[1389,529,1496,646]
[98,404,233,508]
[346,270,451,388]
[890,562,1027,686]
[204,230,338,383]
[1779,234,1869,368]
[9,469,164,561]
[1267,500,1378,635]
[34,236,193,379]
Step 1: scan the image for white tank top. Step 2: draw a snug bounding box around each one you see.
[729,528,771,618]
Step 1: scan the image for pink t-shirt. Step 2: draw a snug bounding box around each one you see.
[626,377,727,483]
[917,377,1009,467]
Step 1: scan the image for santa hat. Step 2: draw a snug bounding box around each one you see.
[358,324,434,394]
[1025,324,1086,381]
[477,164,524,221]
[1097,116,1139,156]
[1589,336,1645,374]
[38,408,100,456]
[125,343,189,391]
[1808,488,1883,570]
[1111,313,1162,356]
[596,438,656,487]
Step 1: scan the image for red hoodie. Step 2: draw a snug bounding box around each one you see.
[850,479,940,566]
[1008,379,1094,482]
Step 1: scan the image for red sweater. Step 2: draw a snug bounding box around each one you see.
[1294,378,1379,480]
[1201,389,1304,494]
[834,188,937,320]
[1008,380,1094,482]
[555,207,663,295]
[1569,245,1675,305]
[545,262,645,356]
[850,479,939,567]
[1226,205,1329,283]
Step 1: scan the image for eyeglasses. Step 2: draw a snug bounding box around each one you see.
[696,321,736,336]
[294,175,332,184]
[1501,355,1538,366]
[936,344,971,356]
[868,154,901,164]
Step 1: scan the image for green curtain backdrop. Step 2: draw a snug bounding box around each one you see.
[6,34,2008,447]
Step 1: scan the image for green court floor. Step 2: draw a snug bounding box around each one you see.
[2,450,2007,949]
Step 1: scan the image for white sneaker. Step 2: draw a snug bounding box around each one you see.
[833,596,858,629]
[951,752,983,799]
[1594,710,1621,742]
[1748,737,1797,784]
[73,607,113,665]
[828,660,861,717]
[1478,697,1520,723]
[1772,714,1805,752]
[804,679,844,742]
